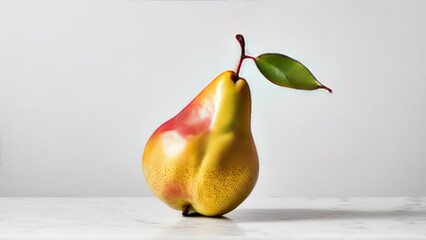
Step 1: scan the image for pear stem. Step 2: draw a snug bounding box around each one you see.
[234,34,256,79]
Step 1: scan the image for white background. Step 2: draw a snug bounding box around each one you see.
[0,0,425,197]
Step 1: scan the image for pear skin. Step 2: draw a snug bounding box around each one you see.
[142,71,259,216]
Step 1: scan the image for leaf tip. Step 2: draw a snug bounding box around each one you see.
[319,85,333,93]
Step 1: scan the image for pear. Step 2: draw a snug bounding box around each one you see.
[142,71,259,216]
[142,34,331,217]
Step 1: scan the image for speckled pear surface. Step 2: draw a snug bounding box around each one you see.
[142,71,259,216]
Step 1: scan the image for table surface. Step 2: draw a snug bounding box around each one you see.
[1,197,425,239]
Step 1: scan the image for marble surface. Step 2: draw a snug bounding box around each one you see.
[1,197,425,239]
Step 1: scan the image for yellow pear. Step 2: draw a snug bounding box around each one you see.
[142,71,259,216]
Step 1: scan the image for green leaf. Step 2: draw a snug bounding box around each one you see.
[255,53,332,92]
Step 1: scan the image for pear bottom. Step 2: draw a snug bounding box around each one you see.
[144,165,258,216]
